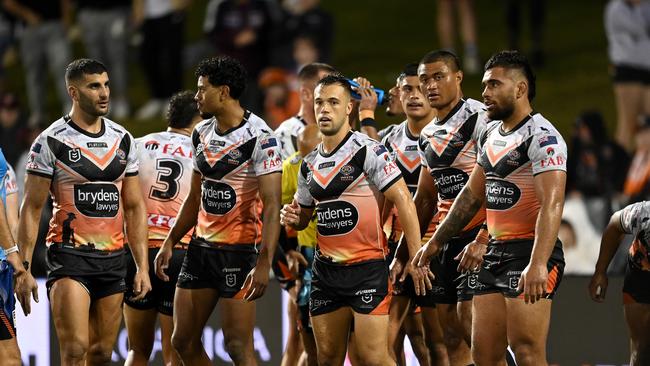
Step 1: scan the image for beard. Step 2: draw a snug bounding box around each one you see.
[487,99,515,121]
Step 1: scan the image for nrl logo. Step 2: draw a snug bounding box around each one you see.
[361,294,373,304]
[69,148,81,162]
[225,273,237,287]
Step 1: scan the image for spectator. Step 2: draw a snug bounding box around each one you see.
[505,0,546,67]
[567,110,630,228]
[0,93,29,166]
[258,67,299,129]
[605,0,650,151]
[0,6,16,93]
[276,0,333,67]
[293,34,319,71]
[133,0,188,120]
[2,0,72,126]
[436,0,480,74]
[205,0,275,114]
[623,116,650,203]
[75,0,132,119]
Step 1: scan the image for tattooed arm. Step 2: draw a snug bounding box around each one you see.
[414,164,487,266]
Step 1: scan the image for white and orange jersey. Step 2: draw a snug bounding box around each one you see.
[136,131,194,248]
[477,113,568,242]
[274,115,307,160]
[381,120,436,242]
[295,131,403,264]
[419,98,487,234]
[620,201,650,271]
[192,111,282,246]
[26,116,139,256]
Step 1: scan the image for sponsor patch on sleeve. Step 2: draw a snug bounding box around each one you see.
[538,135,557,147]
[31,143,42,153]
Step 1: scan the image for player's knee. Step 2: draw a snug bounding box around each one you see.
[223,336,251,362]
[316,347,343,366]
[171,332,199,357]
[442,331,463,350]
[87,343,114,365]
[510,342,543,365]
[471,343,503,365]
[60,338,88,362]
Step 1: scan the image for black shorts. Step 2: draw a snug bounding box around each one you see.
[430,225,482,304]
[271,246,296,291]
[623,259,650,304]
[46,246,127,300]
[0,260,15,340]
[124,247,185,316]
[612,65,650,85]
[474,239,565,299]
[176,239,258,299]
[309,255,391,317]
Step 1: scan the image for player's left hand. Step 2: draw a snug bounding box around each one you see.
[131,269,152,301]
[352,77,378,112]
[243,259,270,301]
[412,239,441,268]
[517,262,548,304]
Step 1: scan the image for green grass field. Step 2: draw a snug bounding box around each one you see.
[4,0,612,140]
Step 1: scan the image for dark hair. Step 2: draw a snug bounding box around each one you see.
[419,50,461,72]
[167,90,199,129]
[484,50,536,101]
[195,56,247,99]
[298,62,337,83]
[65,59,108,83]
[397,62,419,83]
[315,73,352,98]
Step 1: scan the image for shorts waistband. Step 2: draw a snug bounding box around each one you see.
[189,238,258,253]
[48,243,125,258]
[314,250,385,267]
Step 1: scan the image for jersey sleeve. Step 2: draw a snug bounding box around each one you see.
[294,161,315,208]
[619,202,646,235]
[470,112,488,152]
[418,134,429,167]
[365,142,402,192]
[5,164,18,196]
[125,132,139,176]
[26,132,56,178]
[529,127,568,175]
[253,133,283,176]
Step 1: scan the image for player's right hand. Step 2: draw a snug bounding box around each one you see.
[15,271,39,316]
[154,244,173,282]
[455,240,487,273]
[402,261,434,296]
[280,199,301,227]
[589,271,608,303]
[389,257,404,286]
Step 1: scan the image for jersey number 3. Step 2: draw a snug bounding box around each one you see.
[150,159,183,201]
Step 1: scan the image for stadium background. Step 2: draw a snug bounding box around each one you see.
[2,0,631,364]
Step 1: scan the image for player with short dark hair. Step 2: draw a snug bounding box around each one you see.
[155,56,282,365]
[281,74,432,366]
[414,50,567,365]
[15,58,152,365]
[124,90,202,366]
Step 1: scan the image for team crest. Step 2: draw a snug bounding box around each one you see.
[116,149,126,160]
[69,148,81,162]
[225,273,237,287]
[228,149,242,159]
[341,165,354,175]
